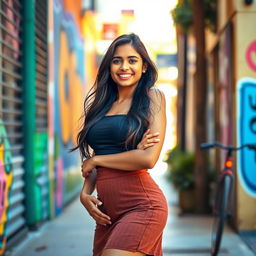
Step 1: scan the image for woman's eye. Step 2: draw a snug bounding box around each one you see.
[112,59,121,64]
[129,59,137,64]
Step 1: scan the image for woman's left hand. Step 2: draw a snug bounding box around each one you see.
[81,158,96,178]
[137,129,160,150]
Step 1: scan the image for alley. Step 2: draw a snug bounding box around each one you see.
[1,0,256,255]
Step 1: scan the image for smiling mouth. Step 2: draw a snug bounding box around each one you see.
[118,74,133,79]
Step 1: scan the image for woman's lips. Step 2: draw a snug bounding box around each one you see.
[118,74,133,80]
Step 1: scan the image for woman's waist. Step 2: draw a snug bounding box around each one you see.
[96,167,148,181]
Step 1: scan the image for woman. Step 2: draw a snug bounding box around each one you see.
[74,33,168,256]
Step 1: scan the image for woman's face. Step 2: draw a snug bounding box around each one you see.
[110,43,147,89]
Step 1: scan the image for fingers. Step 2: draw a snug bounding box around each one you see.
[143,143,158,150]
[93,209,112,226]
[81,163,93,178]
[82,171,91,178]
[143,129,151,138]
[145,137,160,144]
[145,131,160,139]
[85,196,112,226]
[137,130,160,150]
[90,196,103,207]
[142,131,160,150]
[81,170,89,178]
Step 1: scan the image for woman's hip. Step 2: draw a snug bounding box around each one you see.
[96,168,168,219]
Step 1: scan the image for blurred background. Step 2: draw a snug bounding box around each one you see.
[0,0,256,255]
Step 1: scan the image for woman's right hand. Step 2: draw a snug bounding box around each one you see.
[80,192,111,226]
[137,129,160,150]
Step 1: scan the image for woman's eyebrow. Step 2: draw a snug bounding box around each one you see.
[112,56,140,59]
[128,56,139,59]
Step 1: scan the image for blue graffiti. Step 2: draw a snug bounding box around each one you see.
[237,78,256,197]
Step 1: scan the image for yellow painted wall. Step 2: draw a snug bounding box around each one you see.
[234,11,256,230]
[234,0,256,11]
[218,0,256,33]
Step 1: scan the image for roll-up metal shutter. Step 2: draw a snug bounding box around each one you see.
[0,0,27,251]
[34,0,49,221]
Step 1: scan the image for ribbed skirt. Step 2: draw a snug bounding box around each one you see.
[93,167,168,256]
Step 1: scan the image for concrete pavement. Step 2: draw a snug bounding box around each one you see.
[8,163,255,256]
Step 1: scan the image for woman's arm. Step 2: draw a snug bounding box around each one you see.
[80,169,111,225]
[81,89,166,173]
[80,168,97,195]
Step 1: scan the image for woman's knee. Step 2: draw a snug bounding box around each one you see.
[101,249,146,256]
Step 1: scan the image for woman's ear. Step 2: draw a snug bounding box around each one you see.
[142,63,148,73]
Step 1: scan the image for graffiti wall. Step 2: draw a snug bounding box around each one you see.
[0,121,12,254]
[237,78,256,197]
[236,12,256,230]
[51,0,86,215]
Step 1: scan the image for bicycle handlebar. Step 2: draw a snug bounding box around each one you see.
[200,142,256,151]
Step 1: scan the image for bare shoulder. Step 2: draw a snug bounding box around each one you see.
[149,88,166,114]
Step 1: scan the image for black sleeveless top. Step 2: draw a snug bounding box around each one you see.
[86,115,130,155]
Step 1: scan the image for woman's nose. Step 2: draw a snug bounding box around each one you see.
[120,61,129,70]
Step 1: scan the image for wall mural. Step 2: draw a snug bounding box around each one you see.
[245,40,256,72]
[53,0,85,213]
[237,78,256,198]
[237,40,256,198]
[0,0,20,252]
[34,133,49,220]
[0,121,13,254]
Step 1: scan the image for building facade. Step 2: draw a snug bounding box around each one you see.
[176,0,256,231]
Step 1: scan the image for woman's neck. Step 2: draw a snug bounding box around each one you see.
[116,87,136,103]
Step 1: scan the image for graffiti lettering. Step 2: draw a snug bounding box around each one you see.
[249,95,256,110]
[237,78,256,197]
[249,96,256,134]
[250,118,256,134]
[245,41,256,72]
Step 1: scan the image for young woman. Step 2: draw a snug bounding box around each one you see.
[74,33,168,256]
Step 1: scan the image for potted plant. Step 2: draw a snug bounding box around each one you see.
[164,147,196,213]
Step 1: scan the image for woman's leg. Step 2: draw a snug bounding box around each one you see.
[101,249,146,256]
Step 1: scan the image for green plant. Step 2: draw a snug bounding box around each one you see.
[171,0,217,33]
[171,2,192,32]
[165,147,195,191]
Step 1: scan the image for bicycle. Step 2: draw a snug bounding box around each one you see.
[200,141,256,256]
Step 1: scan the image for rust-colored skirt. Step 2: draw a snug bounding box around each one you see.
[93,167,168,256]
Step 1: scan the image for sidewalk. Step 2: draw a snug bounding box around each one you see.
[8,162,255,256]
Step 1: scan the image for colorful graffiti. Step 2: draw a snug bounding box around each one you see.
[0,121,13,254]
[245,40,256,72]
[237,78,256,197]
[53,0,85,212]
[47,0,55,218]
[58,29,85,145]
[34,133,49,221]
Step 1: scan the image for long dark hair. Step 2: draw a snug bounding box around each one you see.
[72,33,158,159]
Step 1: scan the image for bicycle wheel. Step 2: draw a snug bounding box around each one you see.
[211,174,232,256]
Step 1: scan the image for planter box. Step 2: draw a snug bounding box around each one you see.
[179,189,195,213]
